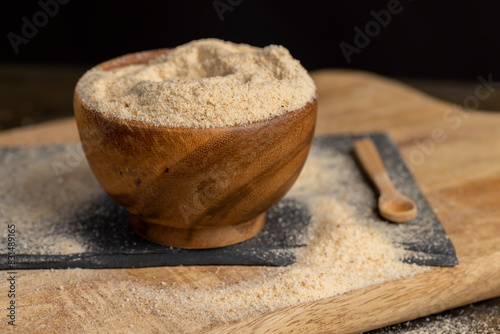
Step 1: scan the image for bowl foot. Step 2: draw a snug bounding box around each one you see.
[129,213,266,249]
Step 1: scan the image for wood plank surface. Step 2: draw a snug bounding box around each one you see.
[1,70,499,333]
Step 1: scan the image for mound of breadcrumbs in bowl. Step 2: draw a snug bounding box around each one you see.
[75,38,316,128]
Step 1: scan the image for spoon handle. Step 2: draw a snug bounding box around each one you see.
[353,138,396,195]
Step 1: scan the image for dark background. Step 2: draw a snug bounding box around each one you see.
[2,0,500,78]
[2,0,500,129]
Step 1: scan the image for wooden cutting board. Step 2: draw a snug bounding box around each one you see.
[1,70,499,333]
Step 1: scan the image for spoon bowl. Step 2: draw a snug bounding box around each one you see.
[379,194,417,223]
[354,138,418,224]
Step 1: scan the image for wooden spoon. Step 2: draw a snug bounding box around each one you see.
[353,138,417,223]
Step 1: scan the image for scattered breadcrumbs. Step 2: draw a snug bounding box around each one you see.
[17,145,429,333]
[372,299,500,333]
[0,145,92,255]
[76,39,316,128]
[125,146,429,331]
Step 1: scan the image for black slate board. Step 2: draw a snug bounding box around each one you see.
[0,134,458,269]
[317,135,458,267]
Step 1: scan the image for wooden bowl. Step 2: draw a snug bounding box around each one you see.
[74,49,317,249]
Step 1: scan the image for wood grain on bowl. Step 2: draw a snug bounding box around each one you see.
[73,50,317,249]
